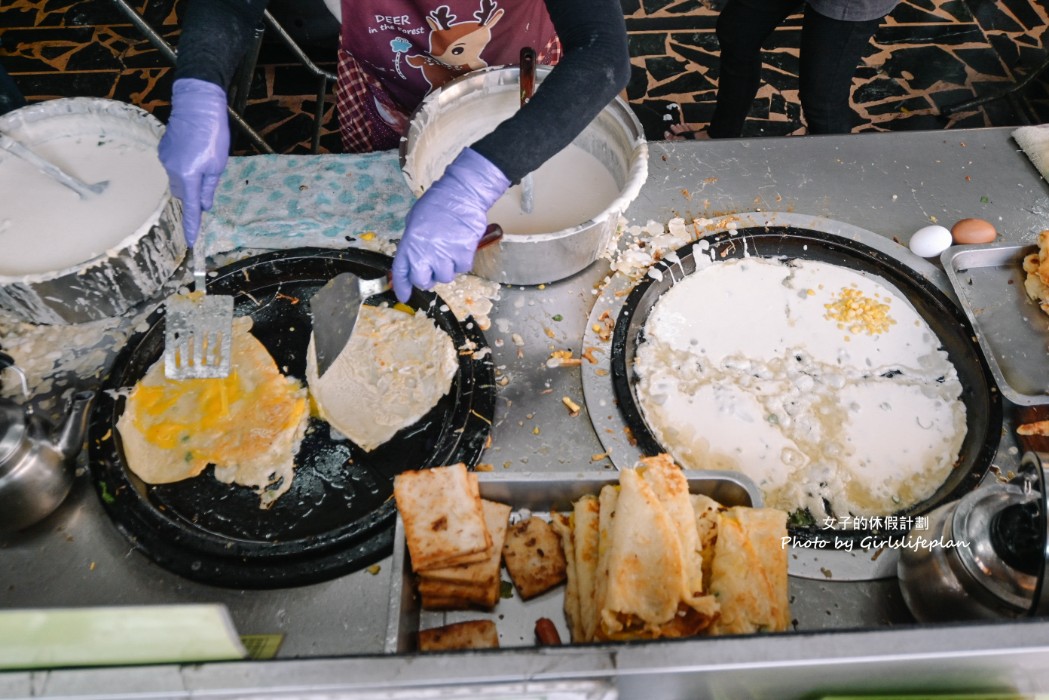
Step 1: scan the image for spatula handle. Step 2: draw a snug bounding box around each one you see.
[478,223,503,249]
[192,238,208,294]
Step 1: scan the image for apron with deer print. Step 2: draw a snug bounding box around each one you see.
[334,0,559,153]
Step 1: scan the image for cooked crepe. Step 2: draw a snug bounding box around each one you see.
[572,495,601,643]
[1023,229,1049,317]
[708,506,790,635]
[550,512,581,642]
[553,455,790,644]
[305,304,458,452]
[597,466,718,640]
[638,454,704,597]
[116,316,309,509]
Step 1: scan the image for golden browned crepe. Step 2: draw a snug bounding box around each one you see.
[638,454,704,598]
[708,506,790,635]
[599,463,719,640]
[116,316,309,509]
[1023,230,1049,316]
[551,454,789,644]
[550,512,581,642]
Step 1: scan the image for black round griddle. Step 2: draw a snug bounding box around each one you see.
[88,247,495,588]
[611,226,1002,540]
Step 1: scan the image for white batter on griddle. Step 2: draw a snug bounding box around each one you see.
[0,113,168,276]
[305,304,459,452]
[634,255,967,520]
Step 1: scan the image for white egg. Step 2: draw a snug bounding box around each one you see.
[908,225,953,258]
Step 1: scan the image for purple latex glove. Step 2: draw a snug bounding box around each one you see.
[392,148,510,303]
[158,78,230,248]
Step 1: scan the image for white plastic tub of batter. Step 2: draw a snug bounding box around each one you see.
[400,66,648,286]
[0,98,183,324]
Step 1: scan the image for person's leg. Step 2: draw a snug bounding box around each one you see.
[798,6,882,134]
[708,0,799,138]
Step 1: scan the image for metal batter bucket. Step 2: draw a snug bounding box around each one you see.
[0,98,183,324]
[400,66,648,286]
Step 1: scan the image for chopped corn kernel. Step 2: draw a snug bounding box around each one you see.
[823,286,896,335]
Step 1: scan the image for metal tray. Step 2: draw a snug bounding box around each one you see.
[384,470,762,653]
[942,243,1049,405]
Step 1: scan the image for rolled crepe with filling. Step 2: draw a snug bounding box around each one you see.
[708,506,790,635]
[597,467,718,640]
[550,512,581,643]
[574,494,601,643]
[638,454,705,597]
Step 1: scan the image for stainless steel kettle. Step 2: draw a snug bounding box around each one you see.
[0,352,95,533]
[897,451,1049,622]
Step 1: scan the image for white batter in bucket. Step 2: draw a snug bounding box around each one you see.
[0,98,183,324]
[0,114,168,276]
[490,145,620,235]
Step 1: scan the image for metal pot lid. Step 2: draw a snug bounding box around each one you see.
[87,247,496,589]
[609,225,1002,543]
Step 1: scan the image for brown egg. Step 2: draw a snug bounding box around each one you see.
[951,218,997,245]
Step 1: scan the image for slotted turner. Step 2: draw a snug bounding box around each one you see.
[164,237,234,379]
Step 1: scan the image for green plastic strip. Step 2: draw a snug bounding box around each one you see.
[0,605,247,670]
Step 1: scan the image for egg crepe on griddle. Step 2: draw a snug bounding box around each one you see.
[116,316,309,509]
[305,304,458,452]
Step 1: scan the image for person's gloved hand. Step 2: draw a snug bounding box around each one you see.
[158,78,230,248]
[392,148,509,303]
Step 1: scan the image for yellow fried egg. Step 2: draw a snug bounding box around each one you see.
[116,316,309,509]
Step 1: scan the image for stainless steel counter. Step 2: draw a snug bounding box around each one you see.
[3,126,1049,698]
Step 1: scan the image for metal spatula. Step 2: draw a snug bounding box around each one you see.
[164,237,234,379]
[310,272,390,378]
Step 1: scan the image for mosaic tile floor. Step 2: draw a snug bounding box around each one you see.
[0,0,1047,154]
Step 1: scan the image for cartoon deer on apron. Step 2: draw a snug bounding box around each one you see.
[407,0,505,89]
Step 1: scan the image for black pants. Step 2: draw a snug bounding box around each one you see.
[709,0,883,137]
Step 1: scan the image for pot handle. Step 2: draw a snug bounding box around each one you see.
[0,351,29,400]
[1019,451,1049,616]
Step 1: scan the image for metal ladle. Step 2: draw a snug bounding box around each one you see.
[0,131,109,198]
